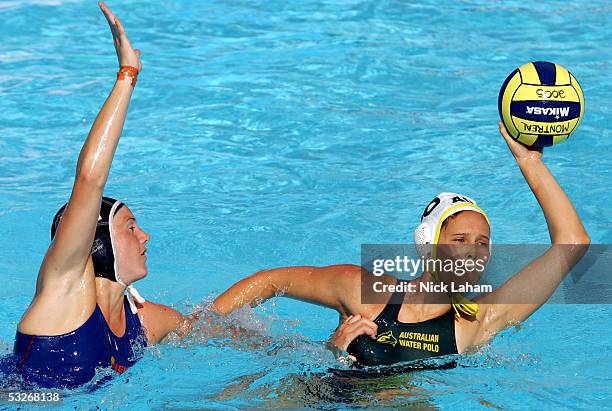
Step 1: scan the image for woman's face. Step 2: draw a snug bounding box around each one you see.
[436,211,490,284]
[112,206,150,285]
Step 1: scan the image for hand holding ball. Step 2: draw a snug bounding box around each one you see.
[498,61,584,147]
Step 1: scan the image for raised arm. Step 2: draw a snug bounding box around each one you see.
[212,264,362,317]
[37,3,142,294]
[474,123,590,340]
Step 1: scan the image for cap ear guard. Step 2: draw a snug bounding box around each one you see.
[414,222,433,258]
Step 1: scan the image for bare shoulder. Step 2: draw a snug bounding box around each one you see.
[320,264,361,310]
[138,301,186,345]
[334,268,395,321]
[139,300,181,315]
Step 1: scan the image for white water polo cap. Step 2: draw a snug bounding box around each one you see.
[414,192,491,254]
[413,192,491,319]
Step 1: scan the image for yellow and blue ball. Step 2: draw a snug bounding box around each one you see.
[498,61,584,147]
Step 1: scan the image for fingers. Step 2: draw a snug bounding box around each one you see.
[331,315,379,352]
[345,314,361,325]
[114,16,127,37]
[343,317,378,338]
[99,3,129,43]
[113,15,132,49]
[100,3,120,43]
[99,2,116,28]
[99,2,116,22]
[99,2,139,68]
[498,121,513,142]
[499,121,521,152]
[498,121,544,160]
[344,314,376,333]
[361,320,378,338]
[354,323,378,339]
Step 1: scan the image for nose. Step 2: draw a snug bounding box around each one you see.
[464,242,479,260]
[139,228,150,244]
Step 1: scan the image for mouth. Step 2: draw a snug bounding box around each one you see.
[141,248,147,256]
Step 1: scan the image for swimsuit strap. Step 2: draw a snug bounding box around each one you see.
[123,296,143,335]
[377,280,408,323]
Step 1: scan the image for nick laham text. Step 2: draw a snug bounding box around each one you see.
[372,281,492,294]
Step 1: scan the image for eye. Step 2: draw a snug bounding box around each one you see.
[454,238,465,243]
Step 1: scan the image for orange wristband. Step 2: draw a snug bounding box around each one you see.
[117,66,139,87]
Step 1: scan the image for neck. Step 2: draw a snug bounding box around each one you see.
[95,277,127,317]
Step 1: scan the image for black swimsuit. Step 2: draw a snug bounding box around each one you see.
[347,284,458,367]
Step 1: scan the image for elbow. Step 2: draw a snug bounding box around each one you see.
[553,230,591,246]
[577,233,591,256]
[552,232,590,258]
[579,233,591,246]
[75,172,106,190]
[568,233,591,246]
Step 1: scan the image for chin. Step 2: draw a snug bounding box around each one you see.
[129,269,148,283]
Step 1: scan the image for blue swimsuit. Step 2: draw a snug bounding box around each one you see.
[6,297,146,389]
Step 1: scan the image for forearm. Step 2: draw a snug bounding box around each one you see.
[212,270,280,315]
[517,157,589,244]
[479,160,591,332]
[75,76,134,185]
[480,243,587,328]
[213,264,359,316]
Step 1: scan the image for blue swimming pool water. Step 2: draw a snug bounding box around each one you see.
[1,0,611,409]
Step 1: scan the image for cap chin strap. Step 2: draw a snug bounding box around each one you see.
[115,278,146,314]
[108,200,146,314]
[126,284,146,314]
[451,292,479,318]
[427,267,479,319]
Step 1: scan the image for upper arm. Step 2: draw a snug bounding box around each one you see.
[274,264,362,314]
[138,301,191,344]
[38,177,104,294]
[473,243,589,340]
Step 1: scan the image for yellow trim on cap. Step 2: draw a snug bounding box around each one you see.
[432,202,490,245]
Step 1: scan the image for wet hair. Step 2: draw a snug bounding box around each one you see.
[440,211,464,230]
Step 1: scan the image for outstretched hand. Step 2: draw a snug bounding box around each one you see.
[499,121,542,163]
[99,2,142,71]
